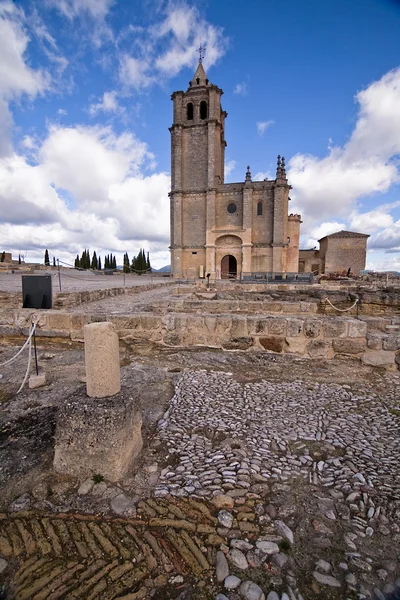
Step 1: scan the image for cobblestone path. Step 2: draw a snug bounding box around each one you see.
[0,497,226,599]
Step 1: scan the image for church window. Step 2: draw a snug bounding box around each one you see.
[227,203,237,214]
[257,202,263,216]
[200,101,208,120]
[196,78,200,84]
[187,103,193,120]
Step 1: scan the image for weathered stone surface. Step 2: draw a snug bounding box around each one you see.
[78,478,95,495]
[362,350,396,366]
[53,390,143,482]
[224,575,241,590]
[229,549,248,570]
[223,337,254,351]
[111,493,137,517]
[332,338,366,354]
[28,373,47,389]
[313,571,341,587]
[84,322,120,398]
[304,320,321,338]
[216,551,229,582]
[259,336,284,353]
[307,339,333,359]
[239,580,265,600]
[212,495,234,510]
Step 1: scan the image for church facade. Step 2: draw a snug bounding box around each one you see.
[169,62,301,279]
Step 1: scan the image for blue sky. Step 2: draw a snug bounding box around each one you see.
[0,0,400,270]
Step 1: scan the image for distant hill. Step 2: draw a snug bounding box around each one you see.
[156,265,171,273]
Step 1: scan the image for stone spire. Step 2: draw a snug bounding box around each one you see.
[276,154,287,182]
[245,165,252,182]
[190,61,209,87]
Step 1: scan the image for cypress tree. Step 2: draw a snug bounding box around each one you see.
[91,251,98,270]
[112,254,117,269]
[53,257,56,267]
[18,254,21,264]
[1,251,5,262]
[98,256,102,270]
[123,252,130,273]
[75,254,80,268]
[44,249,50,266]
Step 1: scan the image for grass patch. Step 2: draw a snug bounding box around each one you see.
[92,473,105,484]
[388,407,400,418]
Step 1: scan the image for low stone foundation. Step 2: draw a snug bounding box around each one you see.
[53,389,143,482]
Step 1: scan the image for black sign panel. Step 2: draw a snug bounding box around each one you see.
[22,275,53,309]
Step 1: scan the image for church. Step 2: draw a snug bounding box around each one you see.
[169,60,302,279]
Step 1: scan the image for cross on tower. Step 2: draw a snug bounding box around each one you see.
[198,44,204,63]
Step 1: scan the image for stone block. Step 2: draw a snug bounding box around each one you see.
[366,334,383,350]
[223,337,254,350]
[163,332,182,346]
[332,338,366,354]
[247,318,268,335]
[322,320,348,338]
[285,337,307,355]
[382,335,400,351]
[286,318,303,337]
[282,303,300,313]
[71,313,88,330]
[28,373,46,389]
[84,322,120,398]
[47,312,72,330]
[347,319,367,338]
[53,390,142,482]
[259,336,284,353]
[307,340,334,359]
[362,350,396,367]
[304,320,321,338]
[230,318,248,338]
[269,319,286,335]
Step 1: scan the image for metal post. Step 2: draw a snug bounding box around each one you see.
[57,259,62,291]
[33,323,39,376]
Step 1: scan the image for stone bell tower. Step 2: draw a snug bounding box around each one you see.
[169,60,227,278]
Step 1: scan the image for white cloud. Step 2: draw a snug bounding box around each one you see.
[302,221,346,249]
[349,201,400,234]
[256,120,274,136]
[47,0,115,20]
[254,171,273,181]
[224,160,236,181]
[0,123,170,266]
[57,108,68,115]
[234,83,247,96]
[369,219,400,250]
[89,91,121,116]
[0,3,50,155]
[119,55,154,90]
[118,2,228,90]
[288,67,400,227]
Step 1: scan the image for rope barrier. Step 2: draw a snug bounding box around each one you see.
[324,297,359,312]
[0,322,37,394]
[0,322,37,367]
[17,332,32,394]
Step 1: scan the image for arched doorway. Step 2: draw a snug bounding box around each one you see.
[221,255,237,279]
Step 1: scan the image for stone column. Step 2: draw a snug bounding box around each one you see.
[84,322,120,398]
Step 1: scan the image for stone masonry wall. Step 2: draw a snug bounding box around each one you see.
[2,309,398,369]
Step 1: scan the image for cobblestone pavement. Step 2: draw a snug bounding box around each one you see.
[1,356,400,599]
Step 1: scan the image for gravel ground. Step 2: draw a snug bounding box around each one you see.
[0,271,169,293]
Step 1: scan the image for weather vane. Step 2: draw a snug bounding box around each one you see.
[198,44,204,63]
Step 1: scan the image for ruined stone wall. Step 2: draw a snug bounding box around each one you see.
[2,308,398,368]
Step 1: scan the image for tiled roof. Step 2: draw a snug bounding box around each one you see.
[318,230,370,242]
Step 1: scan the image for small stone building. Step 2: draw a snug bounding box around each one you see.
[299,230,369,275]
[169,61,302,279]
